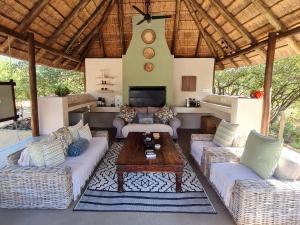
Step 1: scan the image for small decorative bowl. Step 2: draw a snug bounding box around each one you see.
[154,144,161,150]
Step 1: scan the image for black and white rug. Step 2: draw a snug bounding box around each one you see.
[74,142,216,214]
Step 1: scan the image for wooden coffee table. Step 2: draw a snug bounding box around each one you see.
[116,132,184,192]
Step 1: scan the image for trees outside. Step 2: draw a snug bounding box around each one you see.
[0,57,84,101]
[215,56,300,149]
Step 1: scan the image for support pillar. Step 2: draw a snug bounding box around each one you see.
[261,32,276,135]
[28,32,39,136]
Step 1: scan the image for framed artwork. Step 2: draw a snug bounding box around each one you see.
[182,76,197,91]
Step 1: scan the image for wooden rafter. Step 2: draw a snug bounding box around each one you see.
[251,0,300,54]
[172,0,181,55]
[35,0,90,61]
[217,26,300,62]
[74,0,115,56]
[99,30,106,57]
[190,0,252,65]
[117,0,125,55]
[0,24,81,63]
[195,32,202,56]
[183,0,222,58]
[0,0,49,52]
[53,0,107,65]
[210,0,255,44]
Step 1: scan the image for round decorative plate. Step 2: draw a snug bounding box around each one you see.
[144,63,154,72]
[143,47,155,59]
[141,29,156,44]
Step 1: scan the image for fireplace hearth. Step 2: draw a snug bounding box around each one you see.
[129,86,166,107]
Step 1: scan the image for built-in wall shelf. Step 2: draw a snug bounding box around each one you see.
[91,106,120,113]
[174,107,204,114]
[97,90,114,94]
[200,101,231,114]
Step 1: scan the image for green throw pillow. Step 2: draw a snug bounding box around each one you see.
[240,130,283,179]
[213,120,239,147]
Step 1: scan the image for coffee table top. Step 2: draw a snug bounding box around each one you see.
[116,132,183,166]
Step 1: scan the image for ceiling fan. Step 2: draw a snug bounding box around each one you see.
[132,0,172,25]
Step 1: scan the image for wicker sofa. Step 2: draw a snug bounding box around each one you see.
[191,134,300,225]
[0,131,108,209]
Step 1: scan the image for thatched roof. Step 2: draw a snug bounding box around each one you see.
[0,0,299,71]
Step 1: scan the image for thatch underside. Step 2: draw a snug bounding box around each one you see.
[0,0,299,71]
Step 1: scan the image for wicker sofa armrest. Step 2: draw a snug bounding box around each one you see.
[0,166,73,209]
[202,146,244,177]
[230,179,300,225]
[191,134,214,143]
[6,149,23,166]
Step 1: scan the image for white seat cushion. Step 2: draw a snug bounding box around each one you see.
[122,123,173,138]
[190,141,217,167]
[210,162,262,207]
[61,137,108,199]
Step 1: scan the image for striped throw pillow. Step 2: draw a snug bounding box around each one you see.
[213,120,239,147]
[68,120,84,142]
[41,139,66,167]
[78,124,92,141]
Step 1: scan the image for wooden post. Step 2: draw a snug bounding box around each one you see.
[27,32,39,136]
[261,32,276,135]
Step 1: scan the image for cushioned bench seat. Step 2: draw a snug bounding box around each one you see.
[61,137,108,199]
[121,123,173,138]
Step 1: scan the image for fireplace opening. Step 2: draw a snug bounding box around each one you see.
[129,86,166,107]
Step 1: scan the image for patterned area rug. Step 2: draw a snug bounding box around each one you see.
[74,142,216,214]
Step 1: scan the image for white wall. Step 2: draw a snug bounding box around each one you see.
[173,58,214,106]
[85,58,214,106]
[85,58,123,106]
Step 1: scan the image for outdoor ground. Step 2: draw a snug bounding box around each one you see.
[0,129,235,225]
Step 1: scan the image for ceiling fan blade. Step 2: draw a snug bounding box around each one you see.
[132,5,146,16]
[136,18,146,25]
[151,15,172,19]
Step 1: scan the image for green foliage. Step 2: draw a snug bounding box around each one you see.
[54,85,70,97]
[215,56,300,149]
[0,57,84,100]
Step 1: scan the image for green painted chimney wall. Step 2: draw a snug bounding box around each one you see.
[122,15,174,105]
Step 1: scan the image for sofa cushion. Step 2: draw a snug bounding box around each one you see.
[137,113,154,124]
[119,105,137,123]
[274,148,300,181]
[68,120,83,142]
[51,127,73,155]
[210,162,262,207]
[190,141,217,167]
[18,147,34,167]
[147,107,160,113]
[213,120,239,147]
[154,105,176,124]
[122,124,173,138]
[68,138,89,157]
[78,124,92,141]
[240,130,283,179]
[61,137,108,199]
[27,141,46,167]
[134,107,148,113]
[42,139,66,167]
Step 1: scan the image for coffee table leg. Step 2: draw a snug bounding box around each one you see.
[175,172,182,192]
[117,171,124,192]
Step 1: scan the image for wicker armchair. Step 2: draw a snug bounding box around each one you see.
[0,151,73,209]
[203,148,300,225]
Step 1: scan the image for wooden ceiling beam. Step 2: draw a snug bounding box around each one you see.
[172,0,181,55]
[99,31,106,57]
[195,32,202,56]
[190,0,252,65]
[0,24,81,63]
[35,0,90,61]
[74,0,115,56]
[210,0,255,44]
[53,0,107,65]
[117,0,125,55]
[0,0,49,52]
[217,26,300,62]
[251,0,300,54]
[183,0,223,58]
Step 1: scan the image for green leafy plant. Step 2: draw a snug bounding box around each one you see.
[54,85,70,97]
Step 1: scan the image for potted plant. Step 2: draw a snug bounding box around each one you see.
[54,85,70,97]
